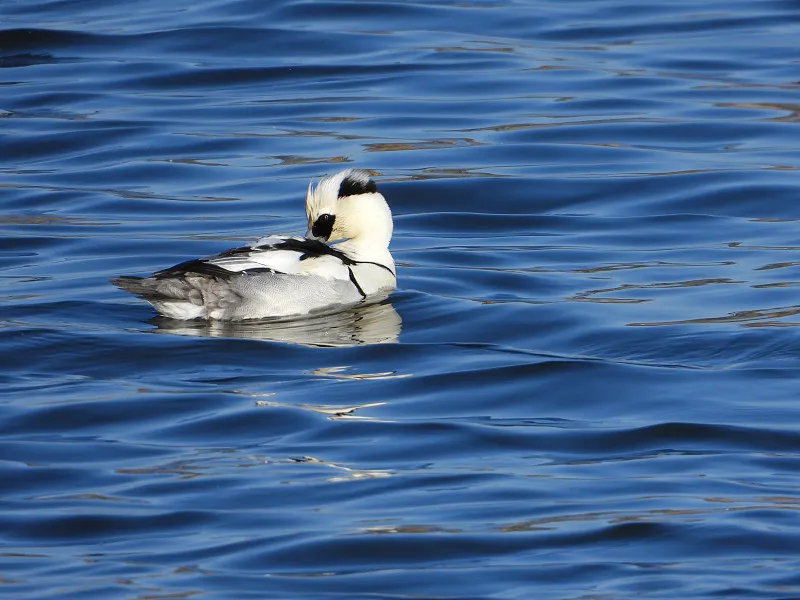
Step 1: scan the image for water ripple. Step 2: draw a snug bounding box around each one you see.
[2,0,800,598]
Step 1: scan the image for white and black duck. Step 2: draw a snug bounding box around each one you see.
[112,169,396,320]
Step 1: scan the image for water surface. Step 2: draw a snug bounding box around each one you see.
[2,1,800,598]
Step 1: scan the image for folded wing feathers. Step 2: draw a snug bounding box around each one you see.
[113,237,385,318]
[126,237,355,287]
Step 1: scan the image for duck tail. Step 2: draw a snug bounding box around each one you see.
[111,276,152,297]
[112,275,188,303]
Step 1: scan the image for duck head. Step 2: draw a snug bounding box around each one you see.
[305,169,393,248]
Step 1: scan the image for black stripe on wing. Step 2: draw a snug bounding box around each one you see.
[149,238,391,282]
[154,259,233,280]
[269,238,356,265]
[152,244,281,280]
[215,245,257,259]
[153,256,274,281]
[270,238,395,277]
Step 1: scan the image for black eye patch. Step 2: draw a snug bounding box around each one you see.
[312,213,335,240]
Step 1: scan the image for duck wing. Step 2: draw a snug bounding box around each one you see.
[150,236,352,280]
[111,236,364,320]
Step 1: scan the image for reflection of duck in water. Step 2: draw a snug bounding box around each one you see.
[151,296,402,347]
[112,169,395,320]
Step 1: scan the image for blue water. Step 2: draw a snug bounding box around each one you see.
[3,1,800,598]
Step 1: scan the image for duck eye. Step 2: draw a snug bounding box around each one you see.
[312,213,335,240]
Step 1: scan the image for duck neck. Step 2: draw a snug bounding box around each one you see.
[337,238,393,269]
[335,193,393,255]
